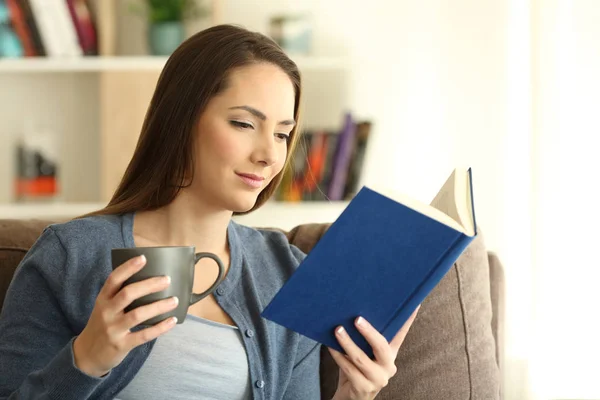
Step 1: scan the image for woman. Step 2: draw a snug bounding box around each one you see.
[0,25,418,400]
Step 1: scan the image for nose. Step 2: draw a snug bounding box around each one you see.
[251,133,279,167]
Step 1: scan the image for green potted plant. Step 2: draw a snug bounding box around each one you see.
[131,0,210,56]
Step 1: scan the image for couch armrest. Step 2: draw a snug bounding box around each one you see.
[488,251,505,398]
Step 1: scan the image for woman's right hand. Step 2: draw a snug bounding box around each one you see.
[73,255,179,377]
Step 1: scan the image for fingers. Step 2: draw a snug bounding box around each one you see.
[101,255,147,299]
[390,306,420,353]
[328,347,377,393]
[118,296,179,332]
[111,275,172,312]
[128,315,178,349]
[354,317,396,367]
[332,311,418,393]
[333,325,382,385]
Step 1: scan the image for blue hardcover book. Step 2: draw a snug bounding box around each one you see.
[261,167,477,359]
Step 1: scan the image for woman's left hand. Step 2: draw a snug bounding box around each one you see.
[328,306,420,400]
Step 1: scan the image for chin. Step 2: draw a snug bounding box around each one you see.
[225,194,259,214]
[231,203,255,214]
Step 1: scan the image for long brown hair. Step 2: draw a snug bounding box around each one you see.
[83,24,302,218]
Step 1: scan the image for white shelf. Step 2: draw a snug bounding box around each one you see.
[287,54,350,70]
[0,57,168,73]
[0,202,107,219]
[0,201,350,230]
[0,55,349,73]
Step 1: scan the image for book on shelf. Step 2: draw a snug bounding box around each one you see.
[2,0,97,58]
[262,167,477,359]
[276,112,372,202]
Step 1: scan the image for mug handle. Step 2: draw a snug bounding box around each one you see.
[189,252,225,304]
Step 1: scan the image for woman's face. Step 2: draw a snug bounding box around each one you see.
[190,62,296,213]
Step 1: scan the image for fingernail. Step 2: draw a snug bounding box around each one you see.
[169,317,178,325]
[170,296,179,305]
[336,326,346,336]
[356,316,365,327]
[136,255,146,265]
[162,275,171,284]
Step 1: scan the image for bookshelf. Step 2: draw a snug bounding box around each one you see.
[0,0,357,228]
[0,54,354,227]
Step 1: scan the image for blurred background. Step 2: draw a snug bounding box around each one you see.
[1,0,599,399]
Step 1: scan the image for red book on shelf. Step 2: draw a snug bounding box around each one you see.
[6,0,37,56]
[66,0,97,55]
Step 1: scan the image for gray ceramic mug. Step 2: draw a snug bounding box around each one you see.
[111,247,225,326]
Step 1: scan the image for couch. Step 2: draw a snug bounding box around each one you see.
[0,219,503,399]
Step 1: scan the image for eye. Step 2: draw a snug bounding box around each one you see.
[276,133,291,143]
[230,120,254,130]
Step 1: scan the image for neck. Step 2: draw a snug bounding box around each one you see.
[133,190,232,255]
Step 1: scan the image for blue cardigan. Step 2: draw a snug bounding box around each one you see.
[0,213,321,399]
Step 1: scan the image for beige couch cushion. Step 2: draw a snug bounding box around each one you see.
[0,219,54,311]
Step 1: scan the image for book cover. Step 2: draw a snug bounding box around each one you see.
[262,168,477,359]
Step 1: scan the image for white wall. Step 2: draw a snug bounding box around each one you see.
[530,1,600,398]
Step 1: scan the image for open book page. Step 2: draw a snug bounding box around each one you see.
[430,168,475,236]
[368,168,475,236]
[369,181,467,235]
[457,170,475,236]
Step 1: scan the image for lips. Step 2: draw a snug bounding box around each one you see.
[236,172,265,189]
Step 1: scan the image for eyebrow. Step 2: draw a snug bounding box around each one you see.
[229,105,296,126]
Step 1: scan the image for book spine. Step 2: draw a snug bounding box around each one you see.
[327,113,357,201]
[67,0,97,55]
[301,131,326,200]
[380,232,476,342]
[343,121,371,199]
[6,0,36,56]
[319,133,338,197]
[29,0,64,56]
[19,0,45,55]
[468,167,478,235]
[52,0,82,56]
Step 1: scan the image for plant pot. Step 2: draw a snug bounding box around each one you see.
[148,22,185,56]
